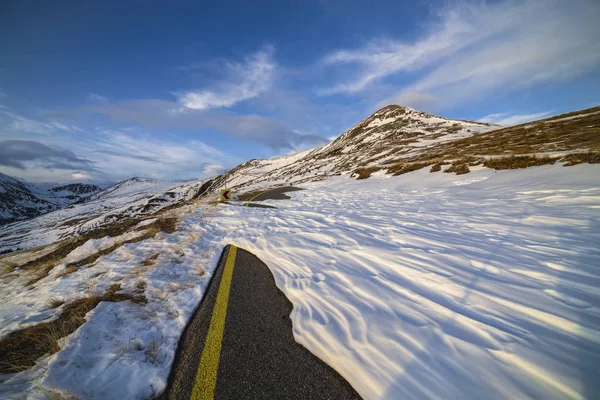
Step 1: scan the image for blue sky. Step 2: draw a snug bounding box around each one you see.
[1,0,599,184]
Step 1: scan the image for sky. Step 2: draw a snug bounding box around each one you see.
[1,0,599,185]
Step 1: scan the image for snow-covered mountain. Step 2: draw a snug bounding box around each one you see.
[49,183,102,204]
[1,104,599,400]
[214,104,599,191]
[218,105,499,189]
[0,177,208,252]
[1,104,598,252]
[0,174,101,226]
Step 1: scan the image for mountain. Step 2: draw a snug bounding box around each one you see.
[0,177,209,251]
[216,105,499,189]
[0,173,57,225]
[49,183,102,204]
[0,174,102,226]
[1,104,598,251]
[214,104,599,190]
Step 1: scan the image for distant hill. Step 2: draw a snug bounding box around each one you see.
[0,174,102,226]
[212,104,600,189]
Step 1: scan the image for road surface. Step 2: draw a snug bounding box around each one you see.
[164,245,361,400]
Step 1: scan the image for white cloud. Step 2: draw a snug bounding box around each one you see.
[320,0,600,110]
[479,111,554,126]
[177,47,276,110]
[0,109,239,183]
[88,130,235,180]
[88,93,108,102]
[85,99,328,151]
[72,172,92,180]
[202,164,225,178]
[0,108,83,134]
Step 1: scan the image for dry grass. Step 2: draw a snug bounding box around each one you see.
[387,162,431,176]
[353,166,383,180]
[483,155,557,170]
[24,217,179,284]
[430,164,442,173]
[39,387,79,400]
[145,340,160,364]
[141,253,160,266]
[135,279,147,292]
[561,152,600,166]
[47,297,65,309]
[0,284,146,373]
[444,163,470,175]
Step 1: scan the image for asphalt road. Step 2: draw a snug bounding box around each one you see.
[244,186,305,203]
[164,245,361,400]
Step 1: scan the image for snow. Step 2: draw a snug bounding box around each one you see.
[546,110,600,123]
[0,179,205,252]
[2,164,599,399]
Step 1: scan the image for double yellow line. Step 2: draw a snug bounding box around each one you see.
[191,245,237,400]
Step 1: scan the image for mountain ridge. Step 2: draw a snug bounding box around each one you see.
[0,175,102,226]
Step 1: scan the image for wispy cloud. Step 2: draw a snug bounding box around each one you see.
[177,46,276,110]
[320,0,600,110]
[479,111,554,126]
[87,93,108,102]
[0,108,83,134]
[0,109,240,183]
[84,98,328,151]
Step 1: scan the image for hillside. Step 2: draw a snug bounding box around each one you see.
[0,177,208,252]
[212,105,600,191]
[0,174,101,226]
[0,105,599,400]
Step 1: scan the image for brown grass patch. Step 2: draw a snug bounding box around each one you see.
[483,155,556,170]
[0,284,146,373]
[561,152,600,166]
[47,297,65,309]
[430,164,442,173]
[141,253,160,266]
[444,164,470,175]
[25,217,179,284]
[354,166,383,180]
[387,162,431,176]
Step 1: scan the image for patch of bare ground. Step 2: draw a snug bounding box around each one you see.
[561,152,600,166]
[483,155,557,170]
[387,162,432,176]
[353,166,383,180]
[444,163,470,175]
[0,284,146,373]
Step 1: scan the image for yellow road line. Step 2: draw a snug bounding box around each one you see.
[244,188,274,206]
[191,245,237,400]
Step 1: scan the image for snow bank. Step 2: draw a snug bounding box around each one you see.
[194,164,600,399]
[2,164,599,399]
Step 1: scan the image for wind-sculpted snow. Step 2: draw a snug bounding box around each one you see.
[193,164,600,399]
[1,164,598,399]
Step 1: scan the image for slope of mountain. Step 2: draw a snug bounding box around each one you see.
[0,173,57,225]
[48,183,102,204]
[1,104,598,252]
[0,177,207,252]
[0,174,102,226]
[1,105,599,400]
[218,105,499,189]
[215,105,600,191]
